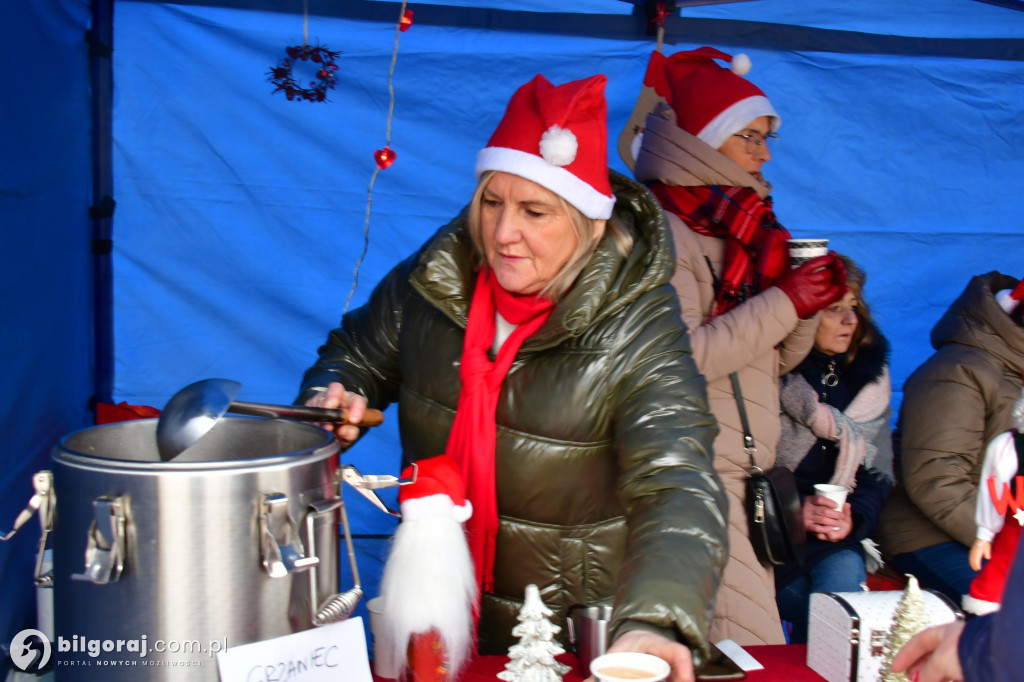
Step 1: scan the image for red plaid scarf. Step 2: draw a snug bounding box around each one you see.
[648,182,791,319]
[447,268,555,595]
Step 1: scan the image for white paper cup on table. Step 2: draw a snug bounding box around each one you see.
[367,596,400,679]
[787,238,829,268]
[590,652,671,682]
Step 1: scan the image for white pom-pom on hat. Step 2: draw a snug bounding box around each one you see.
[653,47,778,149]
[731,53,751,76]
[476,74,615,219]
[996,280,1024,314]
[539,125,578,167]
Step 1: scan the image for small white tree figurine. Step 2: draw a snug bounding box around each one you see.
[880,574,931,681]
[498,584,571,682]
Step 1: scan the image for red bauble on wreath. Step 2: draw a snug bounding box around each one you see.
[268,44,341,102]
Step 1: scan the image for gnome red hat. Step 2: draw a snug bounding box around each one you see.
[476,73,615,220]
[654,47,780,150]
[399,455,473,523]
[996,280,1024,314]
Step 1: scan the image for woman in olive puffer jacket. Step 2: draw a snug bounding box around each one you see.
[296,168,729,663]
[299,169,728,665]
[299,74,727,680]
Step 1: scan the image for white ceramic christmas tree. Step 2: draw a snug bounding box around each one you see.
[880,574,930,682]
[498,584,571,682]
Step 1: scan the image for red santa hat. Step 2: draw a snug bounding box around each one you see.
[650,47,780,150]
[476,73,615,220]
[398,455,473,523]
[996,280,1024,314]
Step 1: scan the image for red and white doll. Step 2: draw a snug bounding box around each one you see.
[377,455,477,681]
[964,361,1024,614]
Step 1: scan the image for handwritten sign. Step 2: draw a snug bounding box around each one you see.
[217,617,372,682]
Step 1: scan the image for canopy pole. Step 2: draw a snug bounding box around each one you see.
[88,0,116,409]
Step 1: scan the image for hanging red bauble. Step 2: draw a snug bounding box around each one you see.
[374,147,397,169]
[400,9,414,32]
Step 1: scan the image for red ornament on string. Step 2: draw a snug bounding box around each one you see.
[400,9,414,32]
[375,146,397,169]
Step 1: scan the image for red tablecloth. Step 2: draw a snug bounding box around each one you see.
[373,645,825,681]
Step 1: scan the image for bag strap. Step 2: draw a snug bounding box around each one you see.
[729,372,759,473]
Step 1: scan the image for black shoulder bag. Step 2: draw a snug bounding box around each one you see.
[731,373,806,566]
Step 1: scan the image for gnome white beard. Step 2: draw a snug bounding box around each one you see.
[378,513,477,676]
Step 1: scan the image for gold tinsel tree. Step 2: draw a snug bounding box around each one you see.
[880,574,930,681]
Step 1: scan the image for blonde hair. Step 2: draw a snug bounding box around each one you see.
[466,171,633,301]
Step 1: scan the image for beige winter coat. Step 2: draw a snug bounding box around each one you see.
[670,216,818,645]
[634,113,818,645]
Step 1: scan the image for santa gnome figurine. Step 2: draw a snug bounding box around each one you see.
[377,454,477,680]
[964,279,1024,615]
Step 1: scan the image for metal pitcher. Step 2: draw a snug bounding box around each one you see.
[566,604,613,677]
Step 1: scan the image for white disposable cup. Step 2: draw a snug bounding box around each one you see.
[814,483,848,509]
[788,238,829,268]
[590,652,671,682]
[367,597,400,679]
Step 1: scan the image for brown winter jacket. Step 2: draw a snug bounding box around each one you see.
[878,272,1024,558]
[299,172,728,664]
[633,114,818,645]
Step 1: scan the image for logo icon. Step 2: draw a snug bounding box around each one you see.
[10,629,51,672]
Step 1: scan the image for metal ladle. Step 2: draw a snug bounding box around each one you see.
[155,378,384,461]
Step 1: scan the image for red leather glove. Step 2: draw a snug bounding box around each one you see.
[775,252,847,319]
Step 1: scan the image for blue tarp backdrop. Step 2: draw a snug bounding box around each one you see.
[3,0,1023,652]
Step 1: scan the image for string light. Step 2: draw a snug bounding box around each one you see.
[343,0,411,313]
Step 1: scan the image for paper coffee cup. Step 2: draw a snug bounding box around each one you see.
[814,483,848,510]
[591,652,671,682]
[367,597,400,679]
[788,238,829,268]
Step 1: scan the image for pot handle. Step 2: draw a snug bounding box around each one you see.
[305,497,364,626]
[71,496,127,585]
[259,493,319,579]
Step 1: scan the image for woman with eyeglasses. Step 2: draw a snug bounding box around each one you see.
[623,47,847,645]
[773,255,894,643]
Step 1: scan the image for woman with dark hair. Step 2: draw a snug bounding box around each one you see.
[772,256,894,643]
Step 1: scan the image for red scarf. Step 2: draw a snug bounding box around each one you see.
[648,182,791,319]
[446,268,555,594]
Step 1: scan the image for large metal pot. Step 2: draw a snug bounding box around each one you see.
[50,417,343,681]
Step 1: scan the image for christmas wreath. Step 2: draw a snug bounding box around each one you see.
[268,44,341,102]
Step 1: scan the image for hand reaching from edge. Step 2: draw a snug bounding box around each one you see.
[890,620,965,682]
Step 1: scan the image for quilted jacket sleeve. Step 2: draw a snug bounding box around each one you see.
[606,283,728,666]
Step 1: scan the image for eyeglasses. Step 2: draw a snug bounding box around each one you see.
[732,131,778,153]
